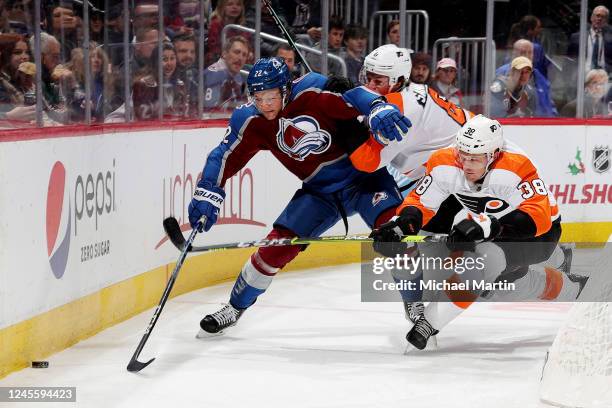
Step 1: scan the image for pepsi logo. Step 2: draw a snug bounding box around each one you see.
[46,161,71,279]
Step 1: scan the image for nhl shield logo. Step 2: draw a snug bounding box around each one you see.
[593,146,610,173]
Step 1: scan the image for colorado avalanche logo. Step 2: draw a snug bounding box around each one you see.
[277,115,332,161]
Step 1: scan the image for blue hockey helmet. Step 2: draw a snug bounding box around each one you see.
[247,57,292,99]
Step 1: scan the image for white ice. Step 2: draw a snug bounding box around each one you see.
[1,263,570,408]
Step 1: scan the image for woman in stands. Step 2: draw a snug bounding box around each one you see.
[133,42,188,121]
[205,0,249,65]
[430,57,463,106]
[0,33,36,122]
[64,43,121,122]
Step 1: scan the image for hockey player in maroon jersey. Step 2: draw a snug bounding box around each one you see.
[188,57,412,335]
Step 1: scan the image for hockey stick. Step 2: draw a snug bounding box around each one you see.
[162,216,447,254]
[126,217,205,373]
[261,0,312,72]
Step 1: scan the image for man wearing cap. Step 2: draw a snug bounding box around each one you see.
[490,56,537,118]
[496,39,557,117]
[430,57,463,106]
[409,52,432,84]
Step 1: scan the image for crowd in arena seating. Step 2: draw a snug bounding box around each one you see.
[0,0,610,127]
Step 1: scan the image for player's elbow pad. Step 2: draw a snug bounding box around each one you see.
[498,209,538,239]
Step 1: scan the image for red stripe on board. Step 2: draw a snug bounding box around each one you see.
[0,119,230,143]
[498,117,612,126]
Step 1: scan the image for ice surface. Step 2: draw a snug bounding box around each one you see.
[1,263,571,408]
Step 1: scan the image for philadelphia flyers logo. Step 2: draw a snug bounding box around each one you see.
[456,194,510,215]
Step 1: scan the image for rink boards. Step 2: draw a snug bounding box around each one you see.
[1,120,611,377]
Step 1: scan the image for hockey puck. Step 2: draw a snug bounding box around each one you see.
[31,361,49,368]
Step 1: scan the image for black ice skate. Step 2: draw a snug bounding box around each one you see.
[197,304,244,337]
[406,316,439,351]
[559,245,589,299]
[403,301,424,324]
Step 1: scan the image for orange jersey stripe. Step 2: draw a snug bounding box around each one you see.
[397,192,437,225]
[424,147,460,172]
[349,137,384,172]
[385,92,404,114]
[494,151,552,236]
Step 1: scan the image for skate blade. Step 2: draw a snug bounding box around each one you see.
[403,335,438,354]
[195,328,225,339]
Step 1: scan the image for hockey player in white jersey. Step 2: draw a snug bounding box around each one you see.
[370,115,588,350]
[350,44,475,326]
[350,44,474,185]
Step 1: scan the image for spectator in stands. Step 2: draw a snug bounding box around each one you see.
[0,33,35,122]
[165,0,199,37]
[496,39,557,117]
[202,35,248,112]
[561,69,608,118]
[132,2,159,33]
[64,44,121,122]
[274,43,299,79]
[508,15,549,78]
[306,15,345,76]
[245,1,289,57]
[430,57,463,106]
[341,24,367,85]
[387,20,400,46]
[47,2,79,63]
[89,9,104,44]
[410,52,432,84]
[106,5,126,67]
[206,0,247,65]
[569,6,612,73]
[280,0,321,45]
[27,32,76,123]
[490,56,537,118]
[133,42,188,120]
[33,32,68,107]
[173,33,198,116]
[131,27,161,74]
[6,0,31,35]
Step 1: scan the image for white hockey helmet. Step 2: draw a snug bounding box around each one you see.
[455,114,504,167]
[360,44,413,91]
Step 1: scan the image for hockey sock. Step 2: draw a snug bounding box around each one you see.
[230,227,303,309]
[423,301,468,332]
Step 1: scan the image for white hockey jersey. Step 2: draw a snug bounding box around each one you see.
[350,83,474,181]
[398,141,560,237]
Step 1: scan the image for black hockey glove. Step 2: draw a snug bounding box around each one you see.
[446,213,501,252]
[324,75,355,93]
[369,209,421,257]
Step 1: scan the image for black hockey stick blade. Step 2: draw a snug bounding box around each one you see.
[127,357,155,373]
[163,217,188,251]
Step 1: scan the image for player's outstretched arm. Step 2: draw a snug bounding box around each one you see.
[189,110,261,232]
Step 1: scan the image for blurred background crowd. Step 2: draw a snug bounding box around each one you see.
[0,0,611,127]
